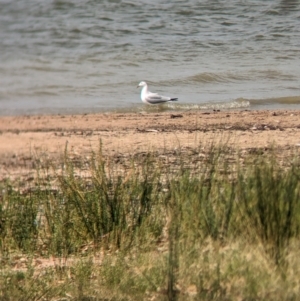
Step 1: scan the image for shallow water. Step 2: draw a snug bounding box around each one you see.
[1,0,300,115]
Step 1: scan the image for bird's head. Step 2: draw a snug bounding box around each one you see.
[137,81,147,88]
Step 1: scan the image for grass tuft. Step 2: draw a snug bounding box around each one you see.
[0,142,300,300]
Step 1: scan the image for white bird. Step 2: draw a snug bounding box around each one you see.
[137,81,178,104]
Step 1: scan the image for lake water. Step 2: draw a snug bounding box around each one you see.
[1,0,300,115]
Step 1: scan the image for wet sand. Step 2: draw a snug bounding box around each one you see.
[0,109,299,180]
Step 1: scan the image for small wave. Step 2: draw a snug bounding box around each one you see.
[248,69,296,81]
[249,96,300,106]
[254,34,265,40]
[221,21,236,26]
[114,43,133,49]
[23,66,70,73]
[167,99,250,111]
[152,69,295,87]
[14,90,59,97]
[265,9,280,15]
[175,10,195,16]
[184,72,248,84]
[53,1,75,10]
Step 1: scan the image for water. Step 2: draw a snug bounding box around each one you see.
[1,0,300,115]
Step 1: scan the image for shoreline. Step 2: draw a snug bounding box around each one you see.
[0,109,299,180]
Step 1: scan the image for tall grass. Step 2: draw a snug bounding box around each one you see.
[0,143,300,300]
[237,156,300,265]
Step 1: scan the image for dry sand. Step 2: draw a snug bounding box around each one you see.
[0,109,299,180]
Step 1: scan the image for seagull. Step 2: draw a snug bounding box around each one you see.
[137,81,178,104]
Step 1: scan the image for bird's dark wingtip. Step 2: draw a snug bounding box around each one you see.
[170,98,178,101]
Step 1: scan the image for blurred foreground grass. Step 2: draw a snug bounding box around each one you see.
[0,142,300,300]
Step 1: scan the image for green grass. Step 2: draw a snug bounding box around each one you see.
[0,143,300,300]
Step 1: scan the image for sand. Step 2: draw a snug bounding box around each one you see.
[0,109,299,180]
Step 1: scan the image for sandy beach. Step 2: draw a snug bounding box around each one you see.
[0,109,299,180]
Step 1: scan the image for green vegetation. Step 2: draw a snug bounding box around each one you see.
[0,143,300,300]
